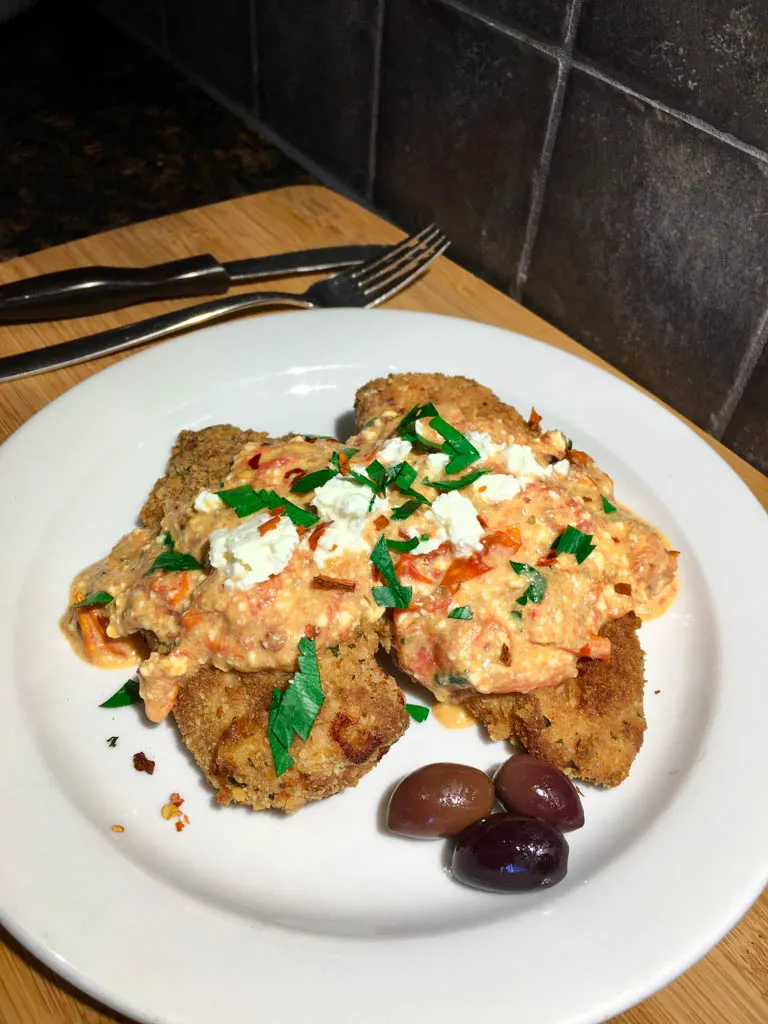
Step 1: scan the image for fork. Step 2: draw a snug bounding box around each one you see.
[0,225,449,383]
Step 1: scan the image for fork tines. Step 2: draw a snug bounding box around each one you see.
[355,225,449,301]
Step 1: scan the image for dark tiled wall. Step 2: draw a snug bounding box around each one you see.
[97,0,767,473]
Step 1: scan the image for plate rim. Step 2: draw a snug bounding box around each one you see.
[1,307,767,1024]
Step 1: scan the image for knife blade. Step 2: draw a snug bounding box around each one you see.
[0,244,387,324]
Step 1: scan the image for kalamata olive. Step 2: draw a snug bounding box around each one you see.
[494,754,584,831]
[452,813,569,892]
[387,762,496,838]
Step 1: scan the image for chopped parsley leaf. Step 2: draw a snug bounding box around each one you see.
[448,605,473,620]
[553,525,596,564]
[72,591,113,608]
[290,468,336,493]
[405,703,430,722]
[510,561,548,605]
[371,584,413,608]
[386,536,420,553]
[396,402,442,450]
[99,679,141,708]
[370,535,412,608]
[566,438,573,451]
[106,736,118,747]
[601,495,617,514]
[267,638,324,777]
[146,550,203,575]
[218,485,319,527]
[428,414,481,474]
[424,469,488,491]
[391,499,422,521]
[510,609,523,620]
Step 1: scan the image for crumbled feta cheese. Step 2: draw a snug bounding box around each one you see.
[209,513,299,590]
[377,437,412,466]
[543,459,570,478]
[193,490,224,513]
[473,473,523,503]
[426,452,450,474]
[406,524,447,554]
[465,431,501,462]
[310,475,388,567]
[430,492,483,556]
[502,443,547,478]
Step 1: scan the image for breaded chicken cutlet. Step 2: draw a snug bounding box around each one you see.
[174,627,408,812]
[138,424,408,811]
[351,372,650,787]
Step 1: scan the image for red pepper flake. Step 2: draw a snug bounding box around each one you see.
[133,752,155,775]
[654,689,661,695]
[667,549,680,557]
[247,452,262,470]
[284,467,306,483]
[500,643,512,666]
[373,514,389,531]
[170,792,184,807]
[477,514,488,529]
[528,408,542,429]
[304,624,321,639]
[536,551,558,567]
[312,574,356,592]
[175,820,185,832]
[614,582,632,595]
[258,515,281,536]
[308,523,328,551]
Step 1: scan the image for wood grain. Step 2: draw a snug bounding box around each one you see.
[0,185,765,1024]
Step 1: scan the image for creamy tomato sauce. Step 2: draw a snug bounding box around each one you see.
[63,405,678,723]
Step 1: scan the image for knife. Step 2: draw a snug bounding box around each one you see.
[0,244,387,323]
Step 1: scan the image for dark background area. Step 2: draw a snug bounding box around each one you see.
[0,0,765,473]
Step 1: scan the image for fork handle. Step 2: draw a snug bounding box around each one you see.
[0,291,315,383]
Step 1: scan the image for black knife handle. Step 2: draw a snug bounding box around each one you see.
[0,255,231,323]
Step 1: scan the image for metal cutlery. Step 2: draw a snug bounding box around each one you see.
[0,225,449,383]
[0,244,390,323]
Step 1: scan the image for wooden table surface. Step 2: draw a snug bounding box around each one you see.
[0,185,765,1024]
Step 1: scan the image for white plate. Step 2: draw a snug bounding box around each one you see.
[1,309,766,1024]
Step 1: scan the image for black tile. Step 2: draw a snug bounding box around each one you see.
[578,0,768,151]
[722,346,768,474]
[523,71,768,433]
[95,0,166,46]
[166,0,254,108]
[256,0,379,194]
[375,0,557,291]
[455,0,571,43]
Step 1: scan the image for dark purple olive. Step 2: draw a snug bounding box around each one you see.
[387,762,496,838]
[494,754,584,832]
[452,813,569,892]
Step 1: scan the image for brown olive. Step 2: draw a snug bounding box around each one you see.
[387,762,496,838]
[494,754,584,831]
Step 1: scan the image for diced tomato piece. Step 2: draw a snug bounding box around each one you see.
[578,636,611,660]
[440,553,492,594]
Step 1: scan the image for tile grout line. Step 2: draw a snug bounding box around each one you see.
[514,0,583,300]
[436,0,768,166]
[572,56,768,165]
[366,0,388,203]
[435,0,565,59]
[709,306,768,437]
